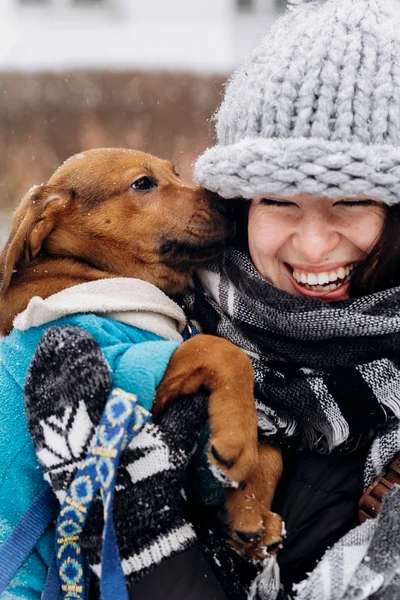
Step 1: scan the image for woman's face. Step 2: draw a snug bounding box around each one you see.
[248,194,386,301]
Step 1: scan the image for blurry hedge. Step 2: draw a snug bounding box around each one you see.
[0,71,225,216]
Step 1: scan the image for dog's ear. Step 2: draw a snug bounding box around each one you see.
[0,184,72,295]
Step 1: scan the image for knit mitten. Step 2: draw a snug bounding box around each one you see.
[24,325,112,502]
[24,326,209,591]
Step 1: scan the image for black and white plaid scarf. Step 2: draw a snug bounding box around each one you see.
[184,244,400,600]
[185,245,400,453]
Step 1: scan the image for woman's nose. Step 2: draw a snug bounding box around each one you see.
[291,218,341,264]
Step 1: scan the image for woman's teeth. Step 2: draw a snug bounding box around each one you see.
[292,264,354,291]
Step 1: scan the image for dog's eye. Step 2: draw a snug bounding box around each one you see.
[131,176,157,191]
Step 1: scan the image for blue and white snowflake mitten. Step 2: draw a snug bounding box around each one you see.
[24,326,208,589]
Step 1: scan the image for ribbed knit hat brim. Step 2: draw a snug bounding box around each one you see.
[195,0,400,204]
[194,137,400,205]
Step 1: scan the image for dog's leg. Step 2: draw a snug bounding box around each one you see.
[153,334,258,486]
[226,442,283,561]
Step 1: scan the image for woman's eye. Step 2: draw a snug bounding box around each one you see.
[131,176,157,191]
[336,199,377,207]
[260,198,295,207]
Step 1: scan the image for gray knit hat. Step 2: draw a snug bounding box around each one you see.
[195,0,400,205]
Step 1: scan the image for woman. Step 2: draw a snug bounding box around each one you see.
[10,0,400,598]
[185,0,400,597]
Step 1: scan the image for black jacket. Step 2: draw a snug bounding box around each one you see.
[130,445,369,600]
[192,444,370,599]
[272,445,369,593]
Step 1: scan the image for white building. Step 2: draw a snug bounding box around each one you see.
[0,0,283,73]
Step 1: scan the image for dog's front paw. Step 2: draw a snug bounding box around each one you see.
[225,489,284,562]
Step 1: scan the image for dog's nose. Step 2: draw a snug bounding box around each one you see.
[208,192,235,219]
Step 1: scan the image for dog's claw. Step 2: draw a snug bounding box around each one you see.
[266,541,281,554]
[226,489,283,561]
[235,530,263,544]
[211,445,235,469]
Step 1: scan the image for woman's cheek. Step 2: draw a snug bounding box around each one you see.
[248,219,287,274]
[343,212,385,253]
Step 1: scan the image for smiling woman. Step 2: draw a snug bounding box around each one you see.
[185,0,400,598]
[247,195,386,301]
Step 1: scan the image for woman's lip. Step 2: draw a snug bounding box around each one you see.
[284,264,350,301]
[287,261,356,274]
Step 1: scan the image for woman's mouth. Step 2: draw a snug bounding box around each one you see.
[284,263,356,300]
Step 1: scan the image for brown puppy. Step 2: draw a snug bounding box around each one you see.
[0,148,283,558]
[0,148,232,331]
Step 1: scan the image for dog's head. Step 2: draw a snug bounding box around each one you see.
[0,148,234,296]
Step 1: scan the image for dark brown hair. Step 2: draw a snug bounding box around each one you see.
[350,203,400,296]
[233,201,400,297]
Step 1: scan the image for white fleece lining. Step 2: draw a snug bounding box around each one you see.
[13,278,187,343]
